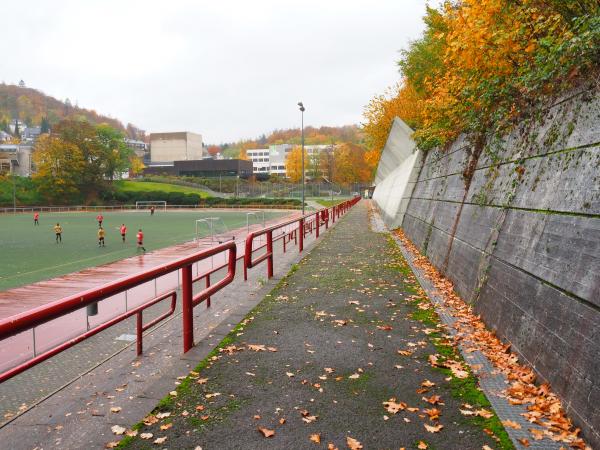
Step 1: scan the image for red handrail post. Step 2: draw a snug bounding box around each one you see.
[136,312,143,355]
[315,211,320,238]
[182,264,194,352]
[267,230,274,278]
[206,273,211,308]
[325,209,329,229]
[299,218,304,252]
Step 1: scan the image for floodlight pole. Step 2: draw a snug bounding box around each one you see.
[330,142,334,204]
[298,102,305,215]
[11,162,16,214]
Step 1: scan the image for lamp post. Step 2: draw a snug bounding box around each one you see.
[298,102,305,215]
[11,162,16,214]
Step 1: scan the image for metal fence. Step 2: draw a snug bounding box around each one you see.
[0,203,303,215]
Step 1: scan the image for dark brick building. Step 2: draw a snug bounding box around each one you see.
[144,159,253,178]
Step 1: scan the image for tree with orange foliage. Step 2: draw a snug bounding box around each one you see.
[332,143,371,185]
[362,82,423,163]
[206,145,221,157]
[363,0,599,156]
[285,146,309,182]
[239,140,261,161]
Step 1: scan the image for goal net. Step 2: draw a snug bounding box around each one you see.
[135,201,167,211]
[195,217,232,244]
[246,211,265,232]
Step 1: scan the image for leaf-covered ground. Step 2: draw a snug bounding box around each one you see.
[116,203,511,450]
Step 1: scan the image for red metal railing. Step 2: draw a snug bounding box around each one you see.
[244,197,360,279]
[0,241,236,383]
[0,197,360,383]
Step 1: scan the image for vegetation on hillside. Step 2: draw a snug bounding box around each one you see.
[0,83,145,139]
[0,176,41,206]
[363,0,600,158]
[207,124,375,185]
[207,125,365,159]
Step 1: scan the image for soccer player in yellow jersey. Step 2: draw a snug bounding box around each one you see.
[54,223,62,243]
[98,226,106,247]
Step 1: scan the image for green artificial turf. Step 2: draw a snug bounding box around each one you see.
[0,209,287,291]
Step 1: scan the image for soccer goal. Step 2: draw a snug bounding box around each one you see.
[195,217,232,244]
[135,201,167,211]
[246,211,266,233]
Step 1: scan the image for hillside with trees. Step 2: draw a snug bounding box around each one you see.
[206,124,375,185]
[208,124,365,159]
[0,82,145,139]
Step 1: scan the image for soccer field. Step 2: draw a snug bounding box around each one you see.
[0,209,288,292]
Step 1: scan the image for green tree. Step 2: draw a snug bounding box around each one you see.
[53,119,104,195]
[95,124,132,180]
[308,151,322,179]
[40,116,50,134]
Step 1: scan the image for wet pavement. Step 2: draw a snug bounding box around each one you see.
[121,202,509,450]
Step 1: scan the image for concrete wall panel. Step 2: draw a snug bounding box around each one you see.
[394,85,600,447]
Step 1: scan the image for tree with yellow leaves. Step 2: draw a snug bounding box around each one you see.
[285,146,309,182]
[32,134,86,203]
[129,155,145,176]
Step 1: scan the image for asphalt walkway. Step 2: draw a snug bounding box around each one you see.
[121,203,510,450]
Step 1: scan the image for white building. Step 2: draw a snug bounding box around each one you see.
[247,148,271,175]
[246,143,334,178]
[267,144,292,176]
[8,120,24,135]
[0,144,32,176]
[0,131,11,142]
[125,138,149,160]
[20,126,42,144]
[305,144,332,157]
[149,132,203,163]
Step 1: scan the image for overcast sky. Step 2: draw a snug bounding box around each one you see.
[2,0,437,143]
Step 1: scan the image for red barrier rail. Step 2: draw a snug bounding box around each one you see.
[0,241,236,383]
[0,197,359,383]
[244,197,360,279]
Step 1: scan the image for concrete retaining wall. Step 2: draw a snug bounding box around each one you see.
[372,118,423,228]
[387,87,600,446]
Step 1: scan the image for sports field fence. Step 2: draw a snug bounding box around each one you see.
[0,203,303,215]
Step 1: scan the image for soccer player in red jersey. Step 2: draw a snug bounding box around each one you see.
[120,224,127,243]
[34,212,39,225]
[136,229,146,252]
[96,214,104,226]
